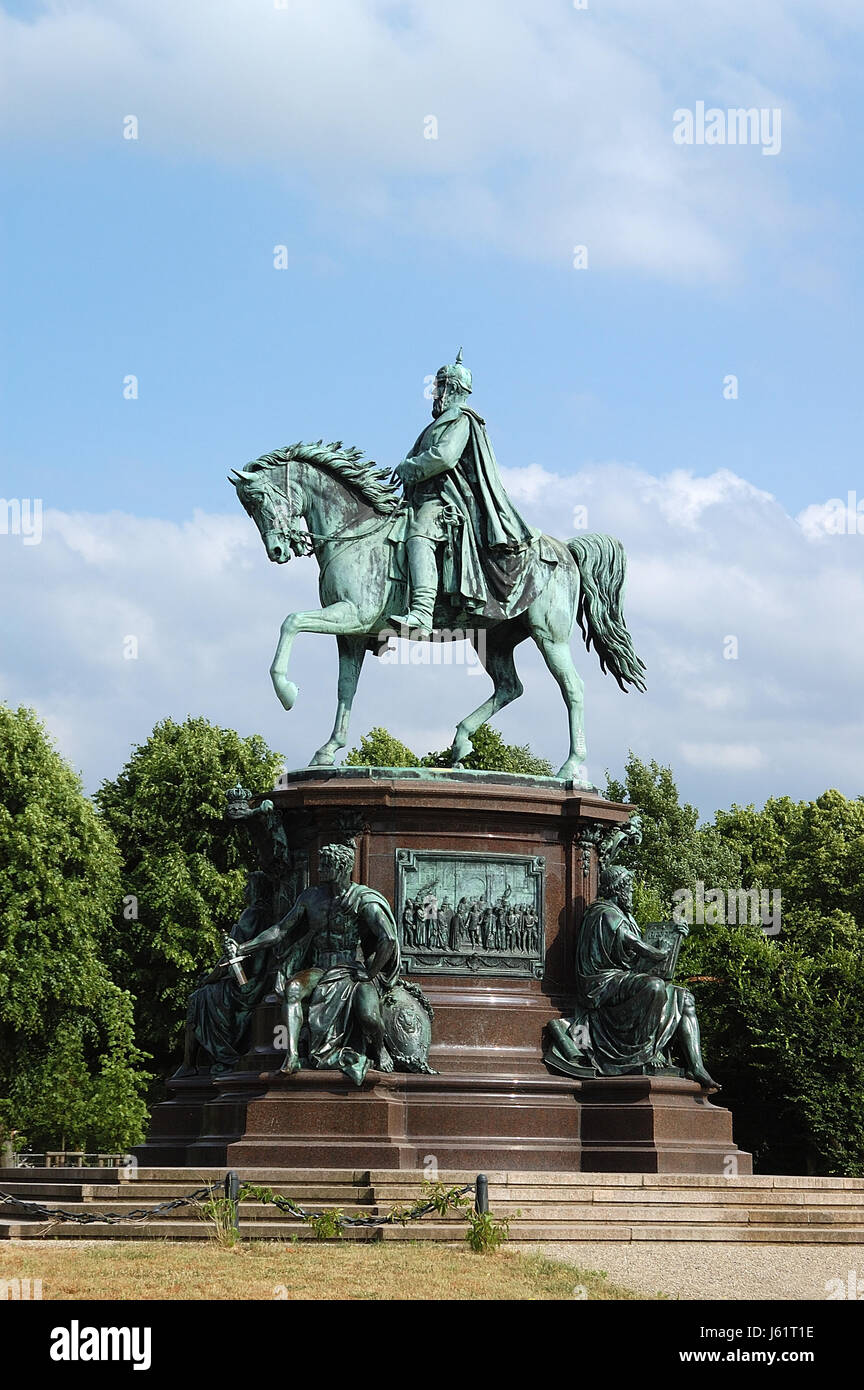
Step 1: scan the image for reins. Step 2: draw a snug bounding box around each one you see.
[262,461,400,574]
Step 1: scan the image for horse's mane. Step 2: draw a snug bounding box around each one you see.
[257,442,401,514]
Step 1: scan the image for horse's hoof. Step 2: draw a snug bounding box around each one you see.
[556,759,588,783]
[272,677,299,711]
[449,734,473,766]
[309,749,335,767]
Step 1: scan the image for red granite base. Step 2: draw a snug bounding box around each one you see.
[578,1075,753,1174]
[137,1067,751,1174]
[138,1068,583,1171]
[136,773,752,1175]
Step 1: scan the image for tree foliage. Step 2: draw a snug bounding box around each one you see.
[605,753,742,912]
[714,790,864,925]
[607,754,864,1174]
[679,913,864,1175]
[95,716,284,1074]
[343,727,419,768]
[346,723,553,777]
[423,723,553,776]
[0,705,149,1151]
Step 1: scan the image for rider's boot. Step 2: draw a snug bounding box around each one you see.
[390,536,438,633]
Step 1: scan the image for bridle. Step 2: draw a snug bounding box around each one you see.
[250,460,400,567]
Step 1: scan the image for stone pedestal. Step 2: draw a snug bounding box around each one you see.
[578,1076,751,1174]
[137,769,752,1174]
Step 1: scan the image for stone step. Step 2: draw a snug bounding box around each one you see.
[9,1166,860,1191]
[579,1188,864,1206]
[377,1201,864,1224]
[6,1191,863,1226]
[122,1168,864,1189]
[0,1184,90,1200]
[6,1167,864,1245]
[81,1186,374,1204]
[4,1216,864,1244]
[374,1182,864,1206]
[5,1196,863,1229]
[0,1198,378,1222]
[0,1169,128,1184]
[7,1178,864,1211]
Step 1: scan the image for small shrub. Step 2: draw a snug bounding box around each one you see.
[465,1209,511,1254]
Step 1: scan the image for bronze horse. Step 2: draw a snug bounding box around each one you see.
[231,441,645,781]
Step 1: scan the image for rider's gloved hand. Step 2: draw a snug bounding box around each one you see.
[393,459,417,485]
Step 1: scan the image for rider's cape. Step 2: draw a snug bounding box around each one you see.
[392,406,559,622]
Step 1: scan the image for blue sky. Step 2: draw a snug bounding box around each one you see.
[2,0,864,815]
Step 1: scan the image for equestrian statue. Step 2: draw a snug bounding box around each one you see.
[229,350,646,781]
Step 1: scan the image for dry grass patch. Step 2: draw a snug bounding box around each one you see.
[1,1239,654,1301]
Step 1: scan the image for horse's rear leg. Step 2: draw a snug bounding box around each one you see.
[449,624,527,766]
[310,634,367,767]
[534,634,587,781]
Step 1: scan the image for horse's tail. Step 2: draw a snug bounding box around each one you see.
[566,534,647,692]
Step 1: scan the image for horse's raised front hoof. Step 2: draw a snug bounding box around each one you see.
[271,675,299,711]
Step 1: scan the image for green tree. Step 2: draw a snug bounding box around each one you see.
[423,723,553,776]
[345,723,553,776]
[678,914,864,1175]
[604,758,864,1174]
[714,790,864,925]
[0,705,149,1151]
[605,753,742,916]
[343,727,419,767]
[95,716,284,1074]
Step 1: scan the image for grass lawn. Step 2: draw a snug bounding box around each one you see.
[1,1239,655,1301]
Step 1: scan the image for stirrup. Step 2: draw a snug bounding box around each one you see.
[390,609,433,631]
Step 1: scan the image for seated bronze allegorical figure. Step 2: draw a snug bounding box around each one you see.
[545,859,718,1089]
[175,837,434,1085]
[219,841,433,1086]
[174,870,278,1079]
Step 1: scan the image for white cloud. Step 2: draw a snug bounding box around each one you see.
[797,495,864,540]
[0,0,856,281]
[2,460,864,817]
[680,743,766,773]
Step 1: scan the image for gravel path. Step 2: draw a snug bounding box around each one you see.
[518,1241,864,1301]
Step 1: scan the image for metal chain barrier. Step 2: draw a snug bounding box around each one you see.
[0,1174,485,1230]
[238,1179,476,1227]
[0,1185,216,1225]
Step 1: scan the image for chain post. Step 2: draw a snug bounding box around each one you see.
[224,1170,240,1234]
[475,1173,489,1214]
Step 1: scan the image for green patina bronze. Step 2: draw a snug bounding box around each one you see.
[174,786,309,1077]
[396,848,545,978]
[180,827,434,1085]
[230,351,645,782]
[544,815,718,1088]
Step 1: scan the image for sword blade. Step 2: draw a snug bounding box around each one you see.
[228,958,248,986]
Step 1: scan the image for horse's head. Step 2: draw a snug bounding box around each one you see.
[229,460,307,563]
[231,441,400,565]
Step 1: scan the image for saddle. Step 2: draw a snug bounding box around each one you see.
[384,508,561,629]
